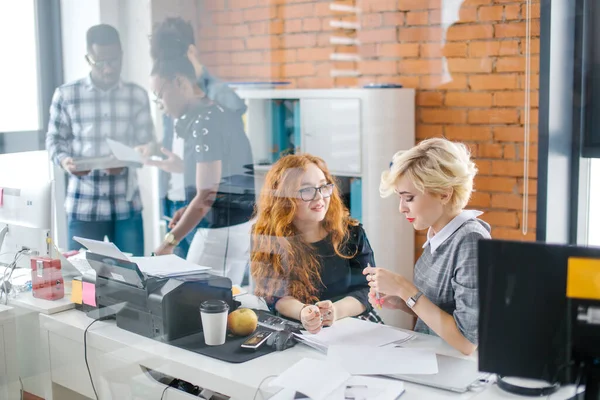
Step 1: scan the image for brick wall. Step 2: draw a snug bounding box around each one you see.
[196,0,540,258]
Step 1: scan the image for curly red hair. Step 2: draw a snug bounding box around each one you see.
[251,154,357,305]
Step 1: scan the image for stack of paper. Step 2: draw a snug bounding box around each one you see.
[73,237,210,278]
[268,358,406,400]
[296,317,414,353]
[130,255,210,278]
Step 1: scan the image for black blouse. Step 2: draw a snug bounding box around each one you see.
[267,224,376,314]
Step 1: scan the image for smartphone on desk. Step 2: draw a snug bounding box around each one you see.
[241,331,272,350]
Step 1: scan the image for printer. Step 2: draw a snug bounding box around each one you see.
[85,252,238,343]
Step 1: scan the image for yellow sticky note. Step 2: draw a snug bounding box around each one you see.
[567,257,600,301]
[71,279,83,304]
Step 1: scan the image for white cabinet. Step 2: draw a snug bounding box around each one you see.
[301,98,361,175]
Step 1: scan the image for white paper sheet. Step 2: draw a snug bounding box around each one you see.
[130,254,210,277]
[269,358,350,400]
[342,376,405,400]
[327,345,439,376]
[106,138,144,163]
[301,317,413,349]
[73,236,129,261]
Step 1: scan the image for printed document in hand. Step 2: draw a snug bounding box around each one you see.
[327,345,439,375]
[130,254,211,277]
[300,317,413,349]
[269,358,350,400]
[106,138,144,164]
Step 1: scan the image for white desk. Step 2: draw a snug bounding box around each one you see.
[38,304,582,400]
[3,291,76,398]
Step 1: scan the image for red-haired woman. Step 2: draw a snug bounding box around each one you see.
[251,154,379,334]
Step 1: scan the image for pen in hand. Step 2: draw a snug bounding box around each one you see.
[368,263,382,309]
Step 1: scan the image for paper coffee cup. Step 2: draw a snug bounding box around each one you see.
[200,300,229,346]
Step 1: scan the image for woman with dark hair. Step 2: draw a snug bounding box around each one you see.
[149,56,255,286]
[251,154,380,334]
[142,17,247,259]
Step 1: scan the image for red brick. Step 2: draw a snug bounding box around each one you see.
[296,48,330,61]
[212,11,243,25]
[426,74,468,90]
[231,51,265,65]
[494,91,538,107]
[228,0,257,9]
[429,9,442,25]
[529,38,540,54]
[479,5,504,21]
[283,62,315,77]
[504,144,517,159]
[379,43,420,57]
[214,39,245,52]
[520,109,539,125]
[361,60,398,75]
[505,4,522,20]
[463,0,493,4]
[475,176,517,192]
[270,49,297,63]
[420,43,466,58]
[495,21,540,38]
[469,40,520,57]
[478,143,505,159]
[398,26,443,42]
[445,92,493,107]
[458,7,478,22]
[444,126,492,141]
[476,160,493,175]
[468,109,520,124]
[382,12,405,26]
[283,34,317,48]
[420,109,467,124]
[470,74,519,90]
[246,36,281,50]
[481,210,519,227]
[517,179,538,196]
[491,193,523,210]
[368,0,398,12]
[363,14,383,29]
[469,191,492,208]
[496,56,539,72]
[416,124,444,139]
[284,19,303,33]
[495,125,539,142]
[244,7,277,21]
[361,28,397,43]
[492,227,536,241]
[249,21,284,35]
[446,24,493,41]
[303,18,322,31]
[447,58,493,73]
[519,144,539,161]
[398,59,443,74]
[278,3,314,18]
[334,77,358,88]
[417,92,444,106]
[492,160,538,178]
[520,73,540,90]
[205,0,227,10]
[359,44,377,58]
[407,11,429,25]
[529,2,541,18]
[398,0,438,11]
[389,75,420,88]
[517,211,537,230]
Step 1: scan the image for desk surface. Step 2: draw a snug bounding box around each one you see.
[38,307,583,400]
[9,291,74,315]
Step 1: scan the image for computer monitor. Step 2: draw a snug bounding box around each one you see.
[0,151,54,268]
[478,239,600,398]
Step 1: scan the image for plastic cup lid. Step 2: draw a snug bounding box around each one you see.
[200,300,229,314]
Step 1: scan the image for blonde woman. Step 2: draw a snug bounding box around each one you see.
[363,138,491,355]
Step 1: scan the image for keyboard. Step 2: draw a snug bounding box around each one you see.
[255,309,303,332]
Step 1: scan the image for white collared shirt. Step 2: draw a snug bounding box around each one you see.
[422,210,484,254]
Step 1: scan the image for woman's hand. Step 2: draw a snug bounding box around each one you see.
[145,147,184,173]
[368,288,403,310]
[300,305,323,334]
[154,242,175,256]
[169,206,187,229]
[316,300,335,327]
[363,265,417,301]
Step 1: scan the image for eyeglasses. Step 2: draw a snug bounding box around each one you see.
[298,183,334,202]
[86,55,122,69]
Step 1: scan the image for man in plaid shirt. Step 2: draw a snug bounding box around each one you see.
[45,24,155,256]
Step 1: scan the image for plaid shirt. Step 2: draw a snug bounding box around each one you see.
[45,75,154,221]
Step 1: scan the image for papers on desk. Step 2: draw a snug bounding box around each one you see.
[130,255,210,278]
[327,345,438,376]
[269,359,406,400]
[298,317,413,350]
[73,237,210,278]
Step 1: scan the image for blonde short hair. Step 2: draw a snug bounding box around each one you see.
[380,138,478,212]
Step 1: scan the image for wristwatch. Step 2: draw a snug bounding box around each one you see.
[164,232,179,246]
[406,291,423,309]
